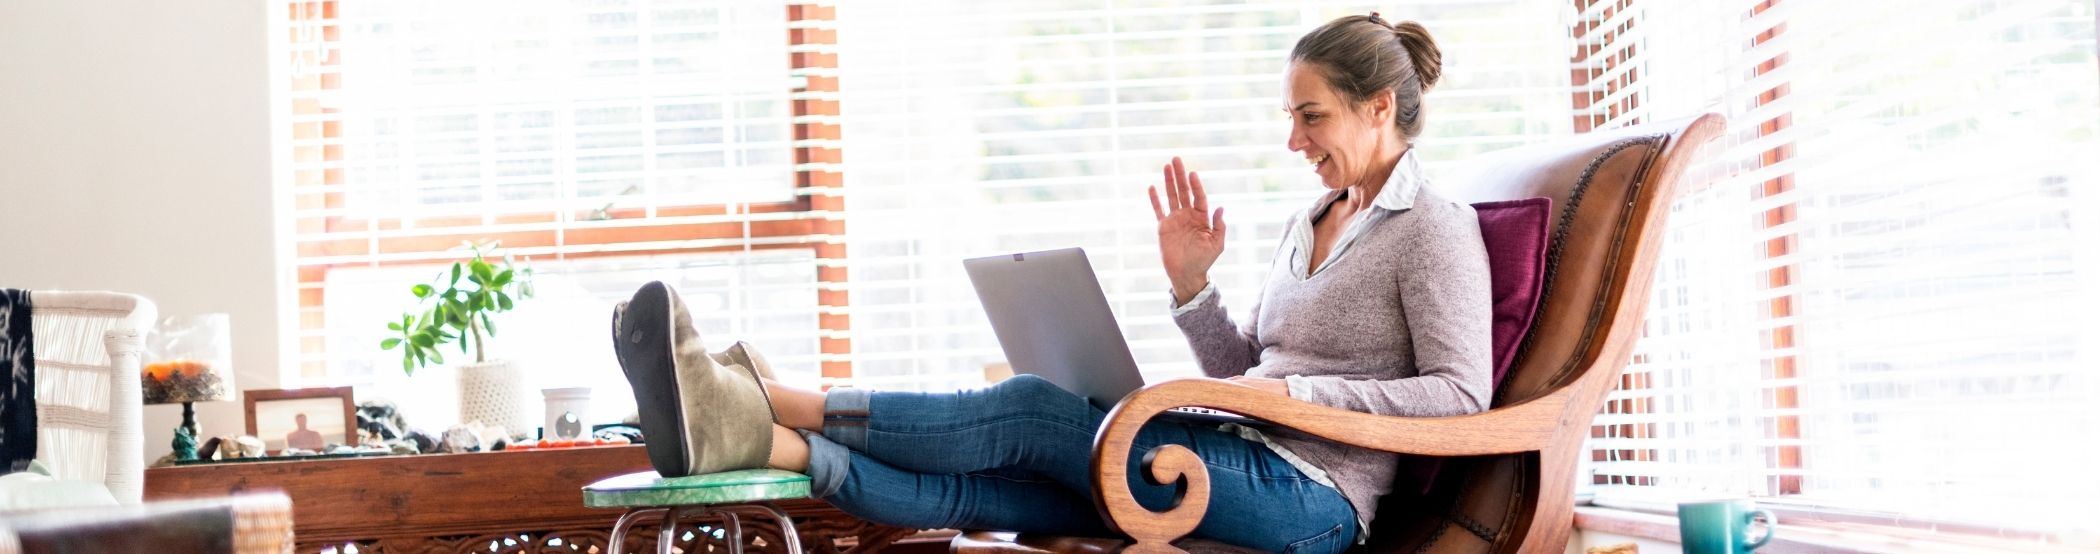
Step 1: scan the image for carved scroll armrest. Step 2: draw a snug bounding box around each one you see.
[1087,378,1574,552]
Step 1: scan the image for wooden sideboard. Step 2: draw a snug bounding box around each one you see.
[144,445,922,553]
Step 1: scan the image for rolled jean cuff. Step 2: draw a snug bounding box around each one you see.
[821,387,871,452]
[800,430,849,499]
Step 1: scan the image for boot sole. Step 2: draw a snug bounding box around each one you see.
[613,281,692,478]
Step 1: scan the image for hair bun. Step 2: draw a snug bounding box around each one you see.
[1391,20,1443,91]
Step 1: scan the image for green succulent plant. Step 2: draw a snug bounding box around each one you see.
[381,241,534,375]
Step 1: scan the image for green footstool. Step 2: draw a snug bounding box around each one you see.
[584,469,811,554]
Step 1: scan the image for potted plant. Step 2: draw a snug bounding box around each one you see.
[381,241,536,437]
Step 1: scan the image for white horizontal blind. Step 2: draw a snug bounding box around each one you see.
[1583,0,1784,497]
[310,0,797,218]
[1779,0,2099,528]
[1586,0,2100,532]
[832,0,1573,390]
[279,0,826,416]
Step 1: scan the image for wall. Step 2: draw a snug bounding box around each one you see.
[0,0,282,465]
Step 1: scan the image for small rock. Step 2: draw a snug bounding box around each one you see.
[215,435,244,459]
[234,436,265,459]
[388,441,419,455]
[480,425,511,451]
[198,437,223,461]
[355,400,409,441]
[594,425,643,445]
[440,424,483,453]
[403,429,440,454]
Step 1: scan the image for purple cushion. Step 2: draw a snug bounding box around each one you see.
[1471,198,1552,389]
[1397,198,1551,497]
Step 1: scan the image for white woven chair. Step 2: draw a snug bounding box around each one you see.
[27,291,156,504]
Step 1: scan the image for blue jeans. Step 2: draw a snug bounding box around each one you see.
[803,374,1357,553]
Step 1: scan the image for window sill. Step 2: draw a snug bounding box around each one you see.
[1573,505,2094,553]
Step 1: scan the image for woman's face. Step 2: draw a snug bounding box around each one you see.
[1284,62,1395,190]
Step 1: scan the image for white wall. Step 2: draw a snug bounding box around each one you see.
[0,0,281,465]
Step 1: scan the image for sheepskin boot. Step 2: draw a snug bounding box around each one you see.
[611,281,774,478]
[710,341,776,381]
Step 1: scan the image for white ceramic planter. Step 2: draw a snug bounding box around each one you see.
[457,359,532,438]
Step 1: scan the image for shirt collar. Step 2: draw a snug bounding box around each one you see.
[1309,148,1426,218]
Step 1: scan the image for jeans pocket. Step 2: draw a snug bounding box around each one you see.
[1282,523,1348,554]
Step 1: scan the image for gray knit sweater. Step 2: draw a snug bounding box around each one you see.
[1170,151,1494,532]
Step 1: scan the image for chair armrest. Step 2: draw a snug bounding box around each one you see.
[1087,378,1574,552]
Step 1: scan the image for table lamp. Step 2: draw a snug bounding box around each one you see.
[142,314,234,460]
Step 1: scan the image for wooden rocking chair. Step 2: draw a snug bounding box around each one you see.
[955,113,1726,553]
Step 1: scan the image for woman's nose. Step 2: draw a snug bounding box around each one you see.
[1286,124,1308,152]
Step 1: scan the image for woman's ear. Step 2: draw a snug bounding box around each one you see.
[1363,88,1397,130]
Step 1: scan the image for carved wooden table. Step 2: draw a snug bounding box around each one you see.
[144,445,918,553]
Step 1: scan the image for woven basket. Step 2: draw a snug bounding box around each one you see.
[457,359,533,437]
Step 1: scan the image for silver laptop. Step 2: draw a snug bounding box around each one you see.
[963,247,1248,423]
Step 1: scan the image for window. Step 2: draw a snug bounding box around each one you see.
[1579,0,2100,533]
[832,0,1571,390]
[280,0,843,404]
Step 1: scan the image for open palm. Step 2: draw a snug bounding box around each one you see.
[1149,157,1226,303]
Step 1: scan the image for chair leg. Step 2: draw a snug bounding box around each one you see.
[609,507,667,554]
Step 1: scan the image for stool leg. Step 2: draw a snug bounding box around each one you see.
[609,508,666,554]
[658,506,697,554]
[755,505,803,554]
[715,510,744,554]
[716,505,801,554]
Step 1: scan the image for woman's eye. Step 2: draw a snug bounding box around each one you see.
[1302,113,1322,123]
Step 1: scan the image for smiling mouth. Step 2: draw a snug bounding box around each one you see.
[1308,154,1329,170]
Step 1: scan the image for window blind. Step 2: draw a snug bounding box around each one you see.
[830,0,1573,391]
[1581,0,2100,531]
[280,0,831,421]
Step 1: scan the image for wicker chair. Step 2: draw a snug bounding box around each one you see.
[955,114,1725,554]
[27,290,157,504]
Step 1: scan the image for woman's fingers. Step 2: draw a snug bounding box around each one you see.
[1190,170,1208,214]
[1162,162,1182,212]
[1170,157,1189,211]
[1211,207,1226,241]
[1147,186,1166,222]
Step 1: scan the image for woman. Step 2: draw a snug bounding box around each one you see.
[611,13,1490,553]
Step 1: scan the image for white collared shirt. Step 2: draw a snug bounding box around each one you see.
[1172,148,1427,314]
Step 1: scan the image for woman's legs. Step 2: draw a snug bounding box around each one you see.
[764,380,824,431]
[766,424,808,472]
[785,374,1359,551]
[816,374,1103,493]
[801,432,1115,536]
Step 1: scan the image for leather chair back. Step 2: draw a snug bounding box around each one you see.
[1367,114,1724,553]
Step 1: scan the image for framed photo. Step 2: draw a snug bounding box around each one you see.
[245,387,357,455]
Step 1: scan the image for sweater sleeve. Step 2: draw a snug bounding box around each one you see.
[1169,214,1301,379]
[1287,203,1495,417]
[1171,281,1263,378]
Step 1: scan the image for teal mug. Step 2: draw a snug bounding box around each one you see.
[1677,499,1777,553]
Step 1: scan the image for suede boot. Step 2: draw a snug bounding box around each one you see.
[611,281,774,478]
[711,341,776,381]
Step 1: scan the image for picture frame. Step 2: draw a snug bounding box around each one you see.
[244,386,357,455]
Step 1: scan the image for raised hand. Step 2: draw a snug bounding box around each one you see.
[1149,157,1226,305]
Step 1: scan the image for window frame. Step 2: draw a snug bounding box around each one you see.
[282,1,852,384]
